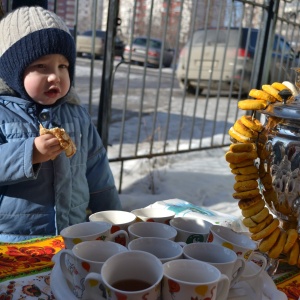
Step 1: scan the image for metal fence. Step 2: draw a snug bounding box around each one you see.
[5,0,300,192]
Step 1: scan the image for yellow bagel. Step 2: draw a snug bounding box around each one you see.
[249,214,273,233]
[283,229,298,254]
[230,159,255,170]
[238,195,262,210]
[251,218,279,241]
[250,207,270,223]
[229,143,255,153]
[249,88,276,102]
[241,198,265,217]
[231,165,258,175]
[288,240,299,266]
[271,82,289,92]
[225,150,258,164]
[240,115,263,132]
[238,99,268,110]
[228,127,255,143]
[235,172,259,182]
[233,120,258,139]
[268,231,287,259]
[258,227,281,252]
[233,188,260,200]
[262,84,283,102]
[233,179,258,192]
[242,217,257,228]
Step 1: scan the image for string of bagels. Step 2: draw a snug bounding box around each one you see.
[226,81,300,266]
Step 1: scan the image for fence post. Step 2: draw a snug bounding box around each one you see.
[97,0,120,149]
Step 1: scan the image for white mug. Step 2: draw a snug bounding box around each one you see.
[207,225,267,281]
[170,216,212,243]
[57,240,128,299]
[128,221,177,241]
[84,250,163,300]
[128,237,184,263]
[162,259,230,300]
[89,210,136,233]
[60,221,129,249]
[183,242,245,287]
[131,207,175,224]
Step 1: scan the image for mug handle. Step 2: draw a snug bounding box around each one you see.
[107,229,129,247]
[83,272,106,300]
[240,251,267,281]
[216,274,230,300]
[230,257,246,287]
[59,249,76,286]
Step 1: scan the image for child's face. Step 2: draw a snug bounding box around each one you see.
[23,54,71,105]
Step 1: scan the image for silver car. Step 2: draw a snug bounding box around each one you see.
[123,36,174,68]
[177,28,298,95]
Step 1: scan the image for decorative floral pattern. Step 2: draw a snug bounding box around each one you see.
[0,236,64,282]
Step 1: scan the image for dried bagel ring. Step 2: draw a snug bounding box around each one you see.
[231,165,258,175]
[258,227,281,252]
[251,218,279,241]
[241,198,265,217]
[249,214,273,233]
[238,195,262,210]
[230,159,255,170]
[228,127,255,143]
[262,84,283,102]
[238,99,268,110]
[268,231,287,259]
[240,115,263,132]
[225,150,258,164]
[229,142,255,153]
[233,120,258,138]
[233,188,260,200]
[288,240,299,265]
[283,229,298,254]
[242,217,257,228]
[235,172,259,182]
[248,88,276,102]
[250,207,269,223]
[271,82,289,92]
[233,180,258,192]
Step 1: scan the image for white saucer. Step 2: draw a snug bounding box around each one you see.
[228,261,287,300]
[50,252,106,300]
[50,253,78,300]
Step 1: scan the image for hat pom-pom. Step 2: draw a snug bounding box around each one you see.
[12,0,48,10]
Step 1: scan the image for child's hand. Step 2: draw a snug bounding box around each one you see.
[32,134,64,164]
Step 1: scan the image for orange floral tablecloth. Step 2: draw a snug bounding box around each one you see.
[0,236,64,299]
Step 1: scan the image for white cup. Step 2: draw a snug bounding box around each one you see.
[170,217,212,243]
[131,207,175,224]
[183,242,245,287]
[128,221,177,241]
[128,237,183,263]
[162,259,230,300]
[84,251,163,300]
[60,221,129,249]
[207,224,267,281]
[89,210,136,233]
[57,240,128,299]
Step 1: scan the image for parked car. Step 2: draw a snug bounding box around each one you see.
[76,30,125,59]
[123,36,174,68]
[176,27,299,94]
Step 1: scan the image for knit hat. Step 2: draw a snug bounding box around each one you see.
[0,6,75,101]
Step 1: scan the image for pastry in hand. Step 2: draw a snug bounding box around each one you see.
[39,124,76,158]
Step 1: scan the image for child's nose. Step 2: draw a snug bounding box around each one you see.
[48,73,60,83]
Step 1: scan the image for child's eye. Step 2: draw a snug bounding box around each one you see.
[36,64,46,68]
[60,64,69,69]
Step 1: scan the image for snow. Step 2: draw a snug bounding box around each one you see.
[109,145,241,219]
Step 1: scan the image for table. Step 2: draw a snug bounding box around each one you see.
[0,199,299,300]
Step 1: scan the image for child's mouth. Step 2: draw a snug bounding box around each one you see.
[45,87,60,98]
